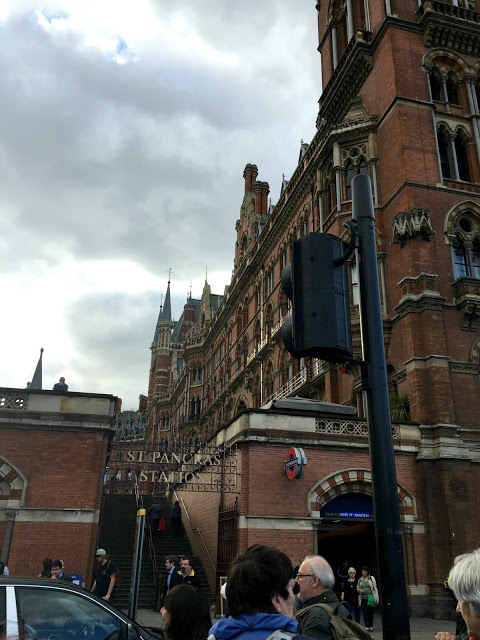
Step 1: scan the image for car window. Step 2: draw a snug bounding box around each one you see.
[16,586,128,640]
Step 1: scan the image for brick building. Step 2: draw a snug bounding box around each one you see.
[138,0,480,618]
[0,386,118,584]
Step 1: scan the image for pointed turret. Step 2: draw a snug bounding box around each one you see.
[30,348,43,390]
[162,279,172,322]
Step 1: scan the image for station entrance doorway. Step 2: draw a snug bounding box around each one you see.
[315,493,377,591]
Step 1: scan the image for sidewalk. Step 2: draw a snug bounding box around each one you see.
[134,609,456,639]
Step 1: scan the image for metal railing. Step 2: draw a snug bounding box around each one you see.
[174,491,216,573]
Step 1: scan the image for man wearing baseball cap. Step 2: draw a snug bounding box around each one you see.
[91,549,117,603]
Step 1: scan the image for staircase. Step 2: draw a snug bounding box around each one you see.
[98,494,214,609]
[143,496,215,605]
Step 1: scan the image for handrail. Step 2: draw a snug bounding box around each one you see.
[133,474,144,510]
[174,490,216,573]
[145,523,162,610]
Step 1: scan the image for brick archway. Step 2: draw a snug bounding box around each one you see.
[0,456,28,507]
[307,468,416,521]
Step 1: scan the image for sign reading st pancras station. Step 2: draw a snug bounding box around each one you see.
[104,441,237,495]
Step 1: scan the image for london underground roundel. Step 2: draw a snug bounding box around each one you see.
[284,447,307,480]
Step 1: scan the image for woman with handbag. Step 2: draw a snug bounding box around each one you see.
[357,566,379,631]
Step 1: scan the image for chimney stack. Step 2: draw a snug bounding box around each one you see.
[243,164,258,194]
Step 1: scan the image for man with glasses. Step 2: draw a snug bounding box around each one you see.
[295,556,348,640]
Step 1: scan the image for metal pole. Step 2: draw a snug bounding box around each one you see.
[352,174,411,640]
[128,508,146,620]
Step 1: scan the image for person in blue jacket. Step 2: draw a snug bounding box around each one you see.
[209,544,312,640]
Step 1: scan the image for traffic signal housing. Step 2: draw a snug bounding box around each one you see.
[281,232,352,363]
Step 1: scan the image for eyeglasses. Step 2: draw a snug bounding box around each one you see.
[295,574,315,579]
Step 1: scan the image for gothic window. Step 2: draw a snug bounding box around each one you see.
[451,214,480,279]
[437,129,452,179]
[455,136,471,182]
[254,319,261,349]
[264,360,274,401]
[446,76,459,105]
[430,70,443,102]
[281,247,287,269]
[265,269,274,297]
[265,304,273,339]
[240,234,248,260]
[345,163,355,201]
[437,126,472,182]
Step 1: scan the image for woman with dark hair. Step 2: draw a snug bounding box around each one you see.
[161,584,211,640]
[357,566,379,632]
[39,558,52,578]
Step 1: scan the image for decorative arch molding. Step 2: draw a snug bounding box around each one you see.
[307,468,416,522]
[444,200,480,238]
[234,395,248,415]
[0,456,28,507]
[470,338,480,363]
[422,49,470,77]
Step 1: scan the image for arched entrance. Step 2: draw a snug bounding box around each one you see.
[308,469,416,592]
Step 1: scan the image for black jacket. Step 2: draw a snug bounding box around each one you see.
[296,590,348,640]
[162,567,183,600]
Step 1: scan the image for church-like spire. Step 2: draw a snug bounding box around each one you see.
[153,272,172,344]
[162,274,172,322]
[30,348,43,390]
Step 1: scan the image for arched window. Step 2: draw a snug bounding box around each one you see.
[437,128,452,179]
[264,361,274,400]
[345,163,355,201]
[451,213,480,279]
[358,159,368,177]
[430,69,443,102]
[446,75,459,105]
[455,136,471,182]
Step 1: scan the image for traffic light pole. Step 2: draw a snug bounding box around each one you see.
[352,174,411,640]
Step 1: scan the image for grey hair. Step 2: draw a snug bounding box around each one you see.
[348,567,356,574]
[448,548,480,619]
[304,555,335,590]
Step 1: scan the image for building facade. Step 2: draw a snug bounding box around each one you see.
[0,387,118,584]
[141,0,480,617]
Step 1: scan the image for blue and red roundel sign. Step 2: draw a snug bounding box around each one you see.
[284,447,307,480]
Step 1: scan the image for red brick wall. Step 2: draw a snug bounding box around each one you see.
[2,424,110,583]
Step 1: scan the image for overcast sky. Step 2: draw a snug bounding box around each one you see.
[0,0,320,410]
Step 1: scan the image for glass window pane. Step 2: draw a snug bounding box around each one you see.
[16,587,126,640]
[471,241,480,278]
[455,138,471,182]
[345,164,354,201]
[437,133,452,179]
[453,245,469,278]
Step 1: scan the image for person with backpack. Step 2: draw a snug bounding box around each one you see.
[295,556,349,640]
[208,543,313,640]
[91,549,117,603]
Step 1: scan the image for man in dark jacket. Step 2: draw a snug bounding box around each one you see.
[162,555,183,603]
[295,556,348,640]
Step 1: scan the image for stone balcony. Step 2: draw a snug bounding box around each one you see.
[418,0,480,57]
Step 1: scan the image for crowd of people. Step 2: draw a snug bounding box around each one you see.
[158,545,480,640]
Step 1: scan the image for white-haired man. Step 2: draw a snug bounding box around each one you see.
[435,548,480,640]
[295,556,348,640]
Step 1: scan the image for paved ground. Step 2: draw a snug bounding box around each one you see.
[134,609,457,639]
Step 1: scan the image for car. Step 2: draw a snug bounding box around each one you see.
[0,576,163,640]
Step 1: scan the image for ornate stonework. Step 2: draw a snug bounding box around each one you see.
[391,208,435,247]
